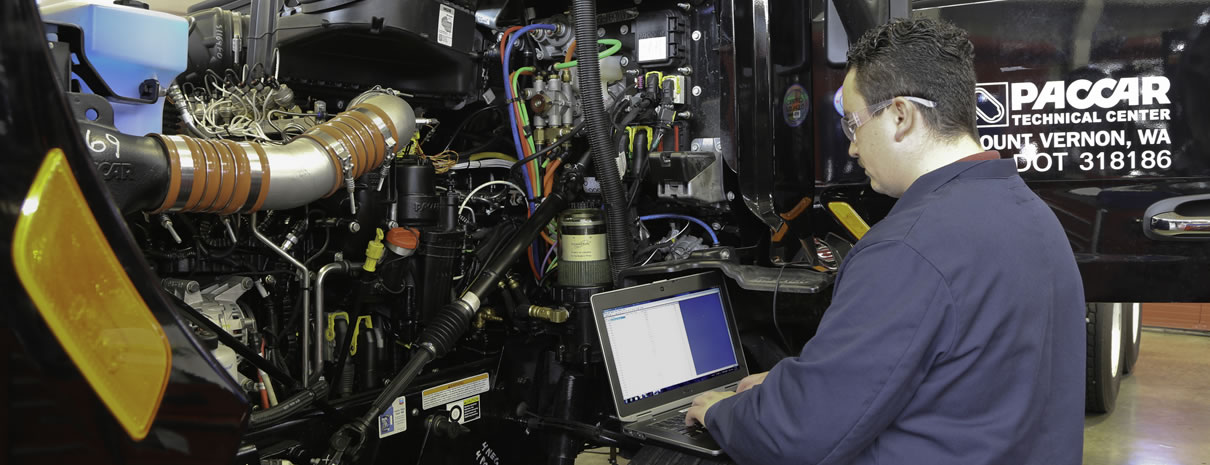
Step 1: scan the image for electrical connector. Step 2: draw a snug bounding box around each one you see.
[363,228,385,273]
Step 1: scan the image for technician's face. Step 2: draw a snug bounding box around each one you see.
[842,70,900,197]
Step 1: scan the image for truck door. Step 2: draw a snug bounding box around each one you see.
[811,0,1210,303]
[806,0,1210,413]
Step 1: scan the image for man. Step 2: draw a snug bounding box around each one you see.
[684,18,1085,465]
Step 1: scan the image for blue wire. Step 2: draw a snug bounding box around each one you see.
[639,214,720,244]
[503,24,556,210]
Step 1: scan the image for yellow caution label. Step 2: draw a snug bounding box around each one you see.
[422,373,490,410]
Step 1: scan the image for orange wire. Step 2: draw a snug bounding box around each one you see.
[535,158,562,246]
[500,26,523,62]
[526,206,542,280]
[544,159,561,194]
[564,40,578,63]
[257,340,270,409]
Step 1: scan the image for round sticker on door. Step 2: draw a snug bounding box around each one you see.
[782,84,809,127]
[834,86,845,116]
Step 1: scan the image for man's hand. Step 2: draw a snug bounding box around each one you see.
[685,390,736,427]
[736,371,769,393]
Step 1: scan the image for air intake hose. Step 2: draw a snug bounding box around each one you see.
[572,0,634,282]
[85,93,416,214]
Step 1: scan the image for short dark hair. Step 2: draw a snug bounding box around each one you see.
[846,18,977,141]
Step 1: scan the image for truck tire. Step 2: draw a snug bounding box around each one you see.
[629,446,734,465]
[1086,302,1122,413]
[1122,302,1142,375]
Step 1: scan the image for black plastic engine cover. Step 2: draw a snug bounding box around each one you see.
[275,0,484,106]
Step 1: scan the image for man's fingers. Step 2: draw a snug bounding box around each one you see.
[685,406,704,427]
[736,371,769,393]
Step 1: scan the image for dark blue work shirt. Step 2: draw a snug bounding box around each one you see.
[706,158,1085,465]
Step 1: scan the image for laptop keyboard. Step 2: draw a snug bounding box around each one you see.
[651,413,707,438]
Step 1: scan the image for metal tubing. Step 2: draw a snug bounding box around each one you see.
[251,212,312,386]
[315,260,362,377]
[108,92,417,214]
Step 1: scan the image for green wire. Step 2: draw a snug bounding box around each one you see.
[553,39,623,70]
[512,66,540,196]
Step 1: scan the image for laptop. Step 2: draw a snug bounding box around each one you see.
[590,272,749,456]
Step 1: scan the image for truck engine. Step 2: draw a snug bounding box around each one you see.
[40,0,834,463]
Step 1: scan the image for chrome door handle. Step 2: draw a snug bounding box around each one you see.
[1149,211,1210,236]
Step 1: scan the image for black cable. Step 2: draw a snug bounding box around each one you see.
[772,263,791,352]
[513,120,586,169]
[414,421,433,464]
[772,262,816,353]
[329,275,375,396]
[443,105,505,153]
[376,276,407,294]
[276,290,306,346]
[168,292,301,389]
[303,228,331,266]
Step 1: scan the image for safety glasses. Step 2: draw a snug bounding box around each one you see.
[842,96,937,142]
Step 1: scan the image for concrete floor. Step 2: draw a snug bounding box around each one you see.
[578,330,1210,465]
[1084,330,1210,465]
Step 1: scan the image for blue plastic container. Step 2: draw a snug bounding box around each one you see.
[41,0,188,136]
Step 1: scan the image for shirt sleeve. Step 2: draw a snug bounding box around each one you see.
[705,240,956,465]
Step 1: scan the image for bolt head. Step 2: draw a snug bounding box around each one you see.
[727,191,736,201]
[691,86,702,96]
[597,27,605,37]
[711,222,722,230]
[349,221,361,233]
[619,56,630,66]
[691,141,702,151]
[620,25,629,34]
[692,30,702,41]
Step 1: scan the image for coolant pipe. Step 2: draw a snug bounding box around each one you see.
[252,212,312,386]
[572,0,634,282]
[316,260,363,379]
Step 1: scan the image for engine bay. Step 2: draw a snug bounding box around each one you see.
[46,0,838,463]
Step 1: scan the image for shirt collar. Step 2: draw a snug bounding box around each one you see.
[891,151,1014,212]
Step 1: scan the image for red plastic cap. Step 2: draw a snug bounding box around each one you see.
[386,227,420,250]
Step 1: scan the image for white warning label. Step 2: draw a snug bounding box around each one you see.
[975,76,1175,175]
[422,372,490,410]
[437,4,455,47]
[446,395,482,424]
[377,396,407,438]
[638,37,668,62]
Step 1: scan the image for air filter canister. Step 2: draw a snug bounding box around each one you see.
[558,208,610,286]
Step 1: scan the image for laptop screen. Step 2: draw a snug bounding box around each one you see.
[600,287,740,404]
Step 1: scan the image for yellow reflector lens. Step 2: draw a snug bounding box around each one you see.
[827,201,871,240]
[12,149,171,441]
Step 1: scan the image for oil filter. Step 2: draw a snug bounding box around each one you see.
[558,208,610,286]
